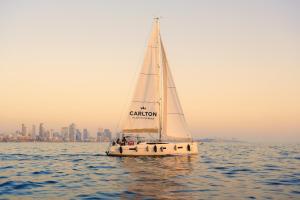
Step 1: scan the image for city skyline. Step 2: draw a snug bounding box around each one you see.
[0,121,114,138]
[0,122,112,142]
[1,1,300,143]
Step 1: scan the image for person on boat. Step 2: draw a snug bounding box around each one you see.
[122,136,127,146]
[116,138,120,145]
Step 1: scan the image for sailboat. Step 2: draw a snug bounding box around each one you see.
[106,18,198,156]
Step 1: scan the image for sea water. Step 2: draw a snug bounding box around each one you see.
[0,142,299,199]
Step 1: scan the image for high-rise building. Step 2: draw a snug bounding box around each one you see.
[61,127,69,141]
[69,123,76,142]
[52,131,60,140]
[96,128,103,142]
[83,129,89,141]
[31,125,36,139]
[103,129,112,142]
[39,123,44,139]
[21,124,27,136]
[75,129,82,141]
[49,129,54,140]
[44,130,50,139]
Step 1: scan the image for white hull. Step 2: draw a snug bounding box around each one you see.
[106,142,198,156]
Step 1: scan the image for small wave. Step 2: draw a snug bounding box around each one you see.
[215,166,253,176]
[264,178,300,186]
[44,180,58,184]
[87,165,115,169]
[0,180,58,192]
[72,158,84,162]
[264,164,280,171]
[76,191,122,199]
[214,166,227,170]
[171,189,212,193]
[0,166,14,170]
[0,181,42,190]
[233,168,253,172]
[291,190,300,195]
[32,170,52,175]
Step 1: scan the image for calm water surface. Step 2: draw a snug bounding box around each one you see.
[0,142,299,199]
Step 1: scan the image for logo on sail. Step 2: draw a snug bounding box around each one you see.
[129,106,157,120]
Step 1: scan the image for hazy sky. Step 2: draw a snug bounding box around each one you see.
[0,0,299,142]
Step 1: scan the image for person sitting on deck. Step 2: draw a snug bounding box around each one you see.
[121,136,127,146]
[116,138,120,145]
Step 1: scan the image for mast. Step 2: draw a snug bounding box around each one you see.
[155,17,169,142]
[154,17,163,141]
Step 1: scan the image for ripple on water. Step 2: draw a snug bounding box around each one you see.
[0,166,14,170]
[87,165,115,169]
[264,177,300,186]
[291,190,300,195]
[0,181,42,190]
[32,170,52,175]
[263,164,281,171]
[72,158,84,162]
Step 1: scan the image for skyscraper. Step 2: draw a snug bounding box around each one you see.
[96,128,103,142]
[103,129,112,142]
[39,123,44,139]
[83,129,89,141]
[75,129,82,141]
[69,123,76,142]
[61,127,69,141]
[21,124,27,136]
[49,129,54,140]
[31,125,36,139]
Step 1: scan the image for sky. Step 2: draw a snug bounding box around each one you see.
[0,0,299,142]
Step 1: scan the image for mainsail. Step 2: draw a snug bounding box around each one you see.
[122,19,160,134]
[122,19,192,141]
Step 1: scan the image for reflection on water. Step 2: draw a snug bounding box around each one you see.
[121,156,197,199]
[0,142,299,199]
